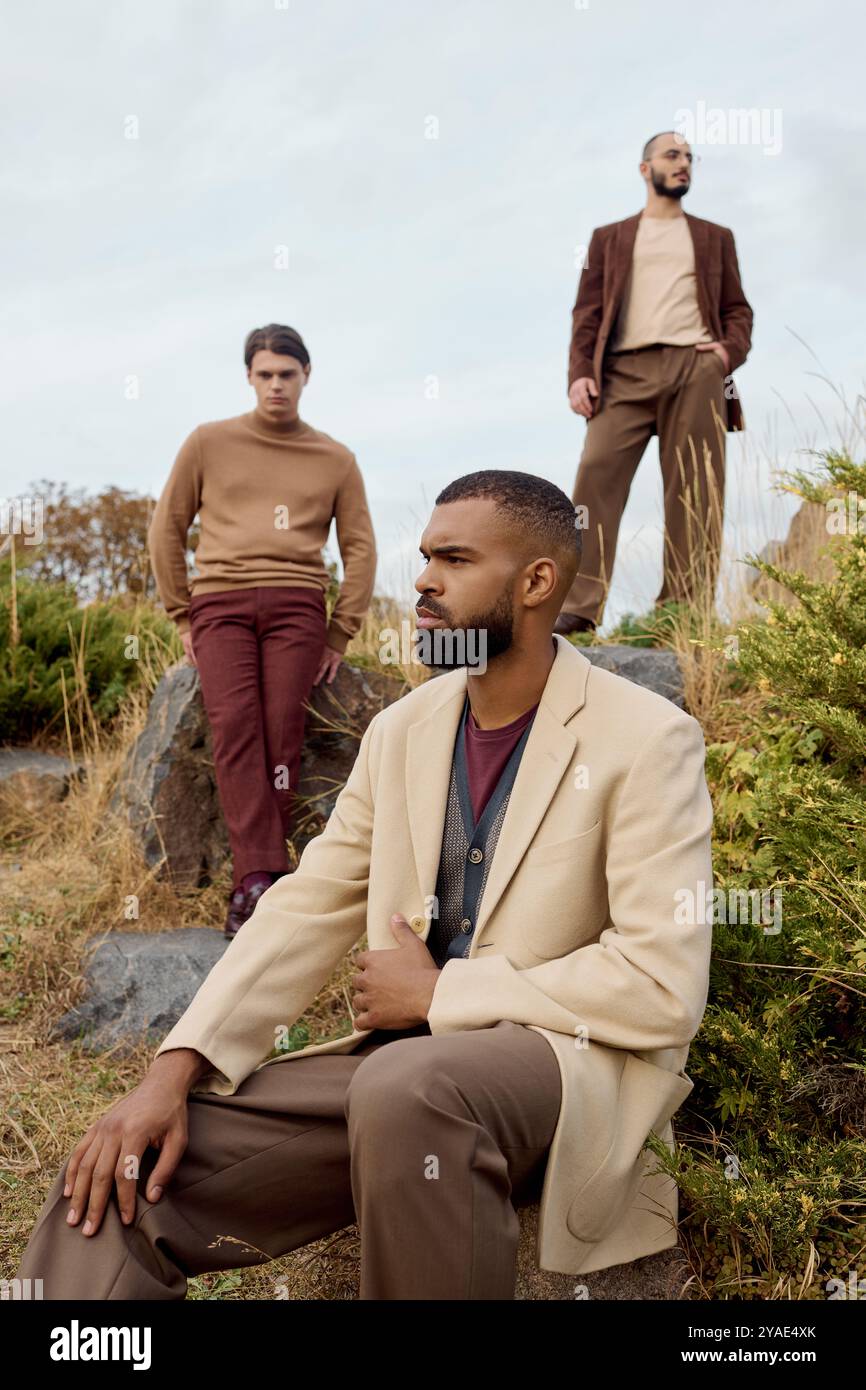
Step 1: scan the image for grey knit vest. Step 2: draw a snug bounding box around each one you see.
[426,692,538,968]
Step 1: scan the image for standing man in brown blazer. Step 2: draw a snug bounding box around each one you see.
[555,131,753,635]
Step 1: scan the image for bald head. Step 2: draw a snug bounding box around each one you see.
[641,130,685,161]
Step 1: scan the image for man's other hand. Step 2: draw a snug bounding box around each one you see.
[181,630,196,667]
[695,341,731,373]
[569,377,599,418]
[314,643,343,686]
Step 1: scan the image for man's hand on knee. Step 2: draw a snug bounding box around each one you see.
[63,1049,208,1237]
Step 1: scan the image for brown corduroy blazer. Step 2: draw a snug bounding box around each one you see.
[567,211,753,431]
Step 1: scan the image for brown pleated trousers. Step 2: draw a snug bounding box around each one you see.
[561,344,728,625]
[14,1020,562,1301]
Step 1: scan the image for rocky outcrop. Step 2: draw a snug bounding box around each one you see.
[264,1202,691,1300]
[294,662,408,849]
[747,497,844,607]
[514,1204,690,1298]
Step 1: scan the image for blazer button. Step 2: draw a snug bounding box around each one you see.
[409,915,426,933]
[460,918,473,933]
[468,847,483,863]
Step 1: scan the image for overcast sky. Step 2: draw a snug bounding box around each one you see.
[3,0,864,629]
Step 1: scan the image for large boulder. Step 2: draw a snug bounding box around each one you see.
[294,662,407,850]
[514,1203,689,1299]
[747,497,844,607]
[51,927,228,1051]
[109,664,227,890]
[580,644,684,708]
[110,642,686,889]
[111,659,406,889]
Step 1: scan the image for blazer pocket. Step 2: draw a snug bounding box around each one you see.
[525,820,601,867]
[520,821,604,958]
[567,1052,694,1244]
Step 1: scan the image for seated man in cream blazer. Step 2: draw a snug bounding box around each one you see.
[16,469,714,1300]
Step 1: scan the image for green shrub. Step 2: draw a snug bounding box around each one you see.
[647,450,866,1297]
[0,566,178,744]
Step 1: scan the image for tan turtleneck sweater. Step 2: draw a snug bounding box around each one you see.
[147,408,377,654]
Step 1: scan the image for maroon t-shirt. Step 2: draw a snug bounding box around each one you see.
[464,700,540,825]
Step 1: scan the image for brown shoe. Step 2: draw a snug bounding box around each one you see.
[554,612,596,636]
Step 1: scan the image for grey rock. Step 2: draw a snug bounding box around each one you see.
[109,662,228,891]
[51,927,228,1052]
[580,644,684,708]
[294,662,407,850]
[0,747,85,811]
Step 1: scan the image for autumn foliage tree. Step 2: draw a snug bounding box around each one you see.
[4,478,199,601]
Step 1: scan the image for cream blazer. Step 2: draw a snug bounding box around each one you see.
[154,634,714,1276]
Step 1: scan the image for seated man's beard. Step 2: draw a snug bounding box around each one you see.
[415,591,514,670]
[651,168,688,199]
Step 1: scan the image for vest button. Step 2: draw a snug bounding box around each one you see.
[468,847,483,863]
[409,915,426,933]
[460,918,473,933]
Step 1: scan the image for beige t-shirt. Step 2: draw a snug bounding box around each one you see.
[609,214,713,351]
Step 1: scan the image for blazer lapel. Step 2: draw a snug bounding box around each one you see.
[404,636,592,940]
[404,674,468,913]
[607,212,642,325]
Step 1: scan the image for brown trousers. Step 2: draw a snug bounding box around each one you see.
[561,344,728,625]
[14,1021,562,1301]
[188,585,328,887]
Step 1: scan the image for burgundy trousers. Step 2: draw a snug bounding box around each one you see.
[188,586,328,887]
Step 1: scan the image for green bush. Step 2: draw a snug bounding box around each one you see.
[0,566,178,744]
[647,450,866,1298]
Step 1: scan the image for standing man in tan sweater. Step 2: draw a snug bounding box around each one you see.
[147,323,377,936]
[556,131,753,635]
